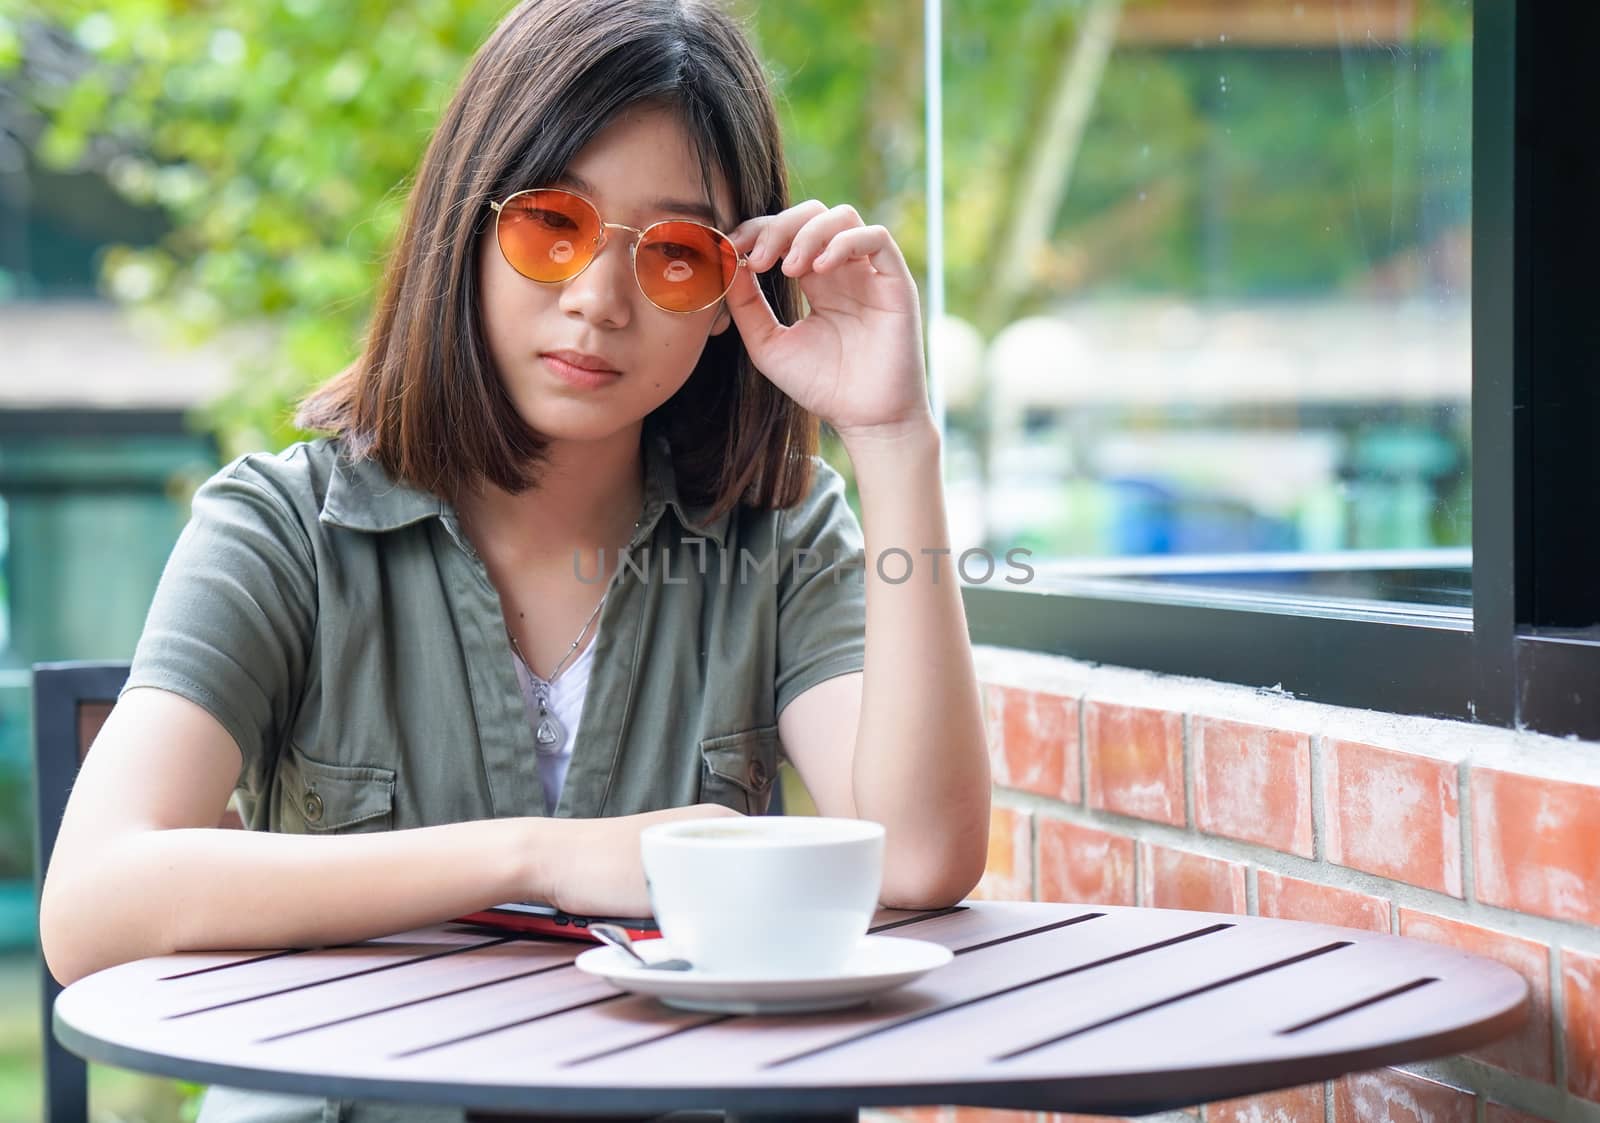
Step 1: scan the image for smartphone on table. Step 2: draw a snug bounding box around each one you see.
[454,901,659,943]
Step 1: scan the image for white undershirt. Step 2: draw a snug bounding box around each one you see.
[511,620,600,816]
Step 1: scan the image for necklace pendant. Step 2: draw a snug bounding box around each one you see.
[533,685,565,753]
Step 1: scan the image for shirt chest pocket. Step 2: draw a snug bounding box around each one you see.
[278,742,397,834]
[698,724,781,816]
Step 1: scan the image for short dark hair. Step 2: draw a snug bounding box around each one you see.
[296,0,817,514]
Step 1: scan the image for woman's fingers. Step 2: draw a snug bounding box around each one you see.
[728,201,905,284]
[809,224,912,283]
[730,199,832,272]
[780,204,863,277]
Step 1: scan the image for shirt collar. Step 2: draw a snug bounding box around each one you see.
[317,441,446,533]
[318,430,729,548]
[635,425,730,549]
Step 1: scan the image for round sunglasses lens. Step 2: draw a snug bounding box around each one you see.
[635,221,739,312]
[496,190,600,282]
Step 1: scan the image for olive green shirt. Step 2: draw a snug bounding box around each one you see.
[122,426,867,1123]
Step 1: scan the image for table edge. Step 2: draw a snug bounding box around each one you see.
[53,987,1529,1116]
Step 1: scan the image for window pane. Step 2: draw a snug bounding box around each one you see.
[940,0,1472,608]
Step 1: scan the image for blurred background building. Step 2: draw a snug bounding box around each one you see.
[0,111,225,952]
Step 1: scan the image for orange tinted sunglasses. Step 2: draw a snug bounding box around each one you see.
[489,187,748,314]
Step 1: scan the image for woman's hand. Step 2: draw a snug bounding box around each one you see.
[544,803,743,918]
[725,201,932,443]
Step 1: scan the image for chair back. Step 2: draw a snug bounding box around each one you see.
[33,661,130,1123]
[31,662,245,1123]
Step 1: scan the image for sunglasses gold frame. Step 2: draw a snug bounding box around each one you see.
[488,187,750,314]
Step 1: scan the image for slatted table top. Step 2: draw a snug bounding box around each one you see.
[54,901,1528,1118]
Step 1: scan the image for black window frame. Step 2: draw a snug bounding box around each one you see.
[960,1,1600,742]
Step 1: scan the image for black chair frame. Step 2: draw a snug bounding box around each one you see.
[33,660,131,1123]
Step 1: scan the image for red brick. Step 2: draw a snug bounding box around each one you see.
[1193,717,1313,857]
[867,1110,951,1123]
[971,804,1033,901]
[1140,842,1247,914]
[987,684,1081,803]
[1257,870,1391,932]
[1478,1107,1555,1123]
[1038,817,1135,907]
[1085,701,1185,826]
[1045,1114,1196,1123]
[1323,740,1461,896]
[1397,910,1552,1082]
[1472,768,1600,926]
[1485,1106,1555,1123]
[866,1110,951,1123]
[1207,1084,1323,1123]
[1333,1069,1474,1123]
[874,1112,1056,1123]
[1562,946,1600,1102]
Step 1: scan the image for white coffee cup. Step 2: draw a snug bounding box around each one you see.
[638,816,885,977]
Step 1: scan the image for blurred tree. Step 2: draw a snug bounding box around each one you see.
[2,0,511,454]
[952,0,1471,322]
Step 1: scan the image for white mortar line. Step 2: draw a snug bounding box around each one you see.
[1132,828,1146,908]
[1309,732,1328,863]
[1553,945,1571,1099]
[1461,758,1479,906]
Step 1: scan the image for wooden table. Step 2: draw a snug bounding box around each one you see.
[53,901,1528,1120]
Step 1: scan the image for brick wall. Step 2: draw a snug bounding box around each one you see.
[869,646,1600,1123]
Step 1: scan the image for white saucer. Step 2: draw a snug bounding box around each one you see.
[573,935,954,1014]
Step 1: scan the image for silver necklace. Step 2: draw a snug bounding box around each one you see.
[508,591,607,754]
[507,516,641,755]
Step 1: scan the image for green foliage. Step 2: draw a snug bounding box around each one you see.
[12,0,510,454]
[943,1,1472,316]
[748,0,927,267]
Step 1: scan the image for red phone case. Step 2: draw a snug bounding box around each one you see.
[454,904,659,944]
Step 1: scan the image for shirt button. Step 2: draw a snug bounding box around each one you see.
[304,790,324,824]
[748,758,768,789]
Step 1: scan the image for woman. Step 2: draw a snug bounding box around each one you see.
[40,1,991,1119]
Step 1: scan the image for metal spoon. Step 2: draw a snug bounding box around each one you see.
[589,924,693,971]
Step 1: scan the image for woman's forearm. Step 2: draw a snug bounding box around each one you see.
[39,816,547,986]
[842,419,992,905]
[41,799,743,987]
